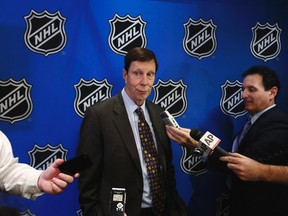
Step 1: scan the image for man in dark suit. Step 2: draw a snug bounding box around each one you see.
[77,47,187,216]
[165,66,288,216]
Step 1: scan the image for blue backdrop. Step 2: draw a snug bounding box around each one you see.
[1,0,288,215]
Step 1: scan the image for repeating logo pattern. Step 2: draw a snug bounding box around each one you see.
[2,5,286,215]
[108,14,147,55]
[183,18,217,59]
[250,22,281,61]
[152,79,187,117]
[74,78,113,117]
[0,78,33,123]
[220,80,246,118]
[24,10,67,56]
[28,144,68,170]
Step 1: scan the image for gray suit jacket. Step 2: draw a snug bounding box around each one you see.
[77,92,187,216]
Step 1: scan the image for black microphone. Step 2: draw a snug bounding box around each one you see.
[190,129,230,156]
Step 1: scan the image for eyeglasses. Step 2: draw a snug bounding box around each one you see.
[131,71,155,80]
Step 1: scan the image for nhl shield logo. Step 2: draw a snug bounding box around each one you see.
[24,10,67,56]
[180,147,208,176]
[250,22,281,61]
[153,79,187,117]
[220,80,246,118]
[19,209,36,216]
[28,144,68,170]
[0,78,33,123]
[216,193,230,216]
[77,210,83,216]
[74,78,113,117]
[108,14,147,55]
[183,18,217,59]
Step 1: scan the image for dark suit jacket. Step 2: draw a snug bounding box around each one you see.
[230,106,288,216]
[77,93,187,216]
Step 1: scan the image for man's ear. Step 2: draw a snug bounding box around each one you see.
[122,68,127,83]
[270,86,278,99]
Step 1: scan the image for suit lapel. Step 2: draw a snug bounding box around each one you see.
[238,107,275,152]
[112,93,142,175]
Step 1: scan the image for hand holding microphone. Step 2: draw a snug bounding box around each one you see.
[160,111,199,148]
[161,110,229,157]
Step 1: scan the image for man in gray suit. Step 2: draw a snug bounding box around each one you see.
[77,47,187,216]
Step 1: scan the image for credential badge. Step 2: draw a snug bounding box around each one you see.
[108,14,147,55]
[250,22,281,61]
[24,10,67,56]
[0,78,33,123]
[152,79,187,117]
[183,18,217,59]
[220,80,246,118]
[74,78,113,117]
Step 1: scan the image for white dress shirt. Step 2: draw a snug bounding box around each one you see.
[0,130,43,199]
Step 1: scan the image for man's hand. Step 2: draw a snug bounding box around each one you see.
[220,152,263,181]
[37,159,79,194]
[165,125,198,148]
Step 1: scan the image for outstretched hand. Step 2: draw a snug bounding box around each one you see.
[165,125,198,148]
[37,159,79,194]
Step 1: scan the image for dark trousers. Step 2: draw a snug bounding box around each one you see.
[140,208,155,216]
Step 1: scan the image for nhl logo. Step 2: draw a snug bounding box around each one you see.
[180,147,208,176]
[152,79,187,117]
[19,209,36,216]
[24,10,67,56]
[77,210,83,216]
[74,78,113,117]
[250,22,281,61]
[220,80,246,118]
[216,193,230,216]
[0,78,33,123]
[183,18,217,59]
[28,144,68,170]
[108,14,147,55]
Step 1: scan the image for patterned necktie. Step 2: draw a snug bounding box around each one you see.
[232,117,252,152]
[135,107,165,216]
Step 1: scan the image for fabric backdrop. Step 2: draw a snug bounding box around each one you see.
[1,0,287,215]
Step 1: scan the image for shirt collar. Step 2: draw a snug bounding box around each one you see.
[250,104,276,124]
[121,88,146,114]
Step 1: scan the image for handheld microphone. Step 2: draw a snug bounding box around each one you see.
[160,110,180,128]
[190,129,230,156]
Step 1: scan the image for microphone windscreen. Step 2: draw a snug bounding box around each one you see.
[189,128,202,141]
